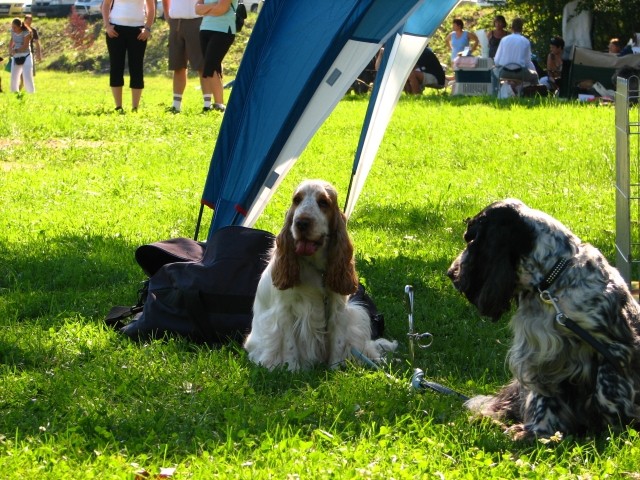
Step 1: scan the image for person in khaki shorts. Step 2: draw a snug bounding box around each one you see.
[163,0,206,113]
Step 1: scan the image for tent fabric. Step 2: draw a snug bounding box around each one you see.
[343,0,460,219]
[200,0,426,238]
[562,0,592,55]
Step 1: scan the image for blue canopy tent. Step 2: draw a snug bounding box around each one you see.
[197,0,459,239]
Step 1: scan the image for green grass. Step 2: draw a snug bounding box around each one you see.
[1,71,637,478]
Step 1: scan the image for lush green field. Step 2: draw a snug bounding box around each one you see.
[1,71,638,478]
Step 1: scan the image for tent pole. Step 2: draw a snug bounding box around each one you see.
[344,174,356,215]
[194,204,205,241]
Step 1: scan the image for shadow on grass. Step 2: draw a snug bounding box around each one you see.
[0,234,145,323]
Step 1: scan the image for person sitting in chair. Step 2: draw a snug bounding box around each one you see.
[539,36,564,92]
[405,47,445,94]
[493,18,539,89]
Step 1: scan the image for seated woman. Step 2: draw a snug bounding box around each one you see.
[540,36,564,92]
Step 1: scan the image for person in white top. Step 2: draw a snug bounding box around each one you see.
[493,18,539,85]
[102,0,155,112]
[9,17,34,93]
[163,0,206,113]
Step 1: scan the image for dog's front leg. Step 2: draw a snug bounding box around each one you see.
[510,392,574,440]
[594,360,638,428]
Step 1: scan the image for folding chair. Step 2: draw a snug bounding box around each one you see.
[493,63,527,97]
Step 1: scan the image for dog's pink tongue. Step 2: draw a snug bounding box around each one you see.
[295,240,318,256]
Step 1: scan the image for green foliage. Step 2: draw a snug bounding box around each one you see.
[506,0,640,53]
[0,70,637,477]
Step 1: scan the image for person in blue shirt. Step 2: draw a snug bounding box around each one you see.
[445,19,479,64]
[195,0,237,113]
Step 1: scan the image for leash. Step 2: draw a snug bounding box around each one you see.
[411,368,469,400]
[350,285,468,401]
[405,285,433,367]
[350,346,469,399]
[538,290,625,374]
[537,258,626,374]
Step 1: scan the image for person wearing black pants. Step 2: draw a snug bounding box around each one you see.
[102,0,155,112]
[195,0,236,113]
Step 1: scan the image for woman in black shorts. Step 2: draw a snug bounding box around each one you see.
[195,0,237,113]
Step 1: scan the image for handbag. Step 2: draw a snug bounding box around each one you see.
[4,58,11,72]
[232,2,247,32]
[13,55,29,66]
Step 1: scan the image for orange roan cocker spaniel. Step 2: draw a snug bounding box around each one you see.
[244,180,396,370]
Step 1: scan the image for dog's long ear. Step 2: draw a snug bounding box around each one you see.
[466,208,535,320]
[271,207,299,290]
[325,208,359,295]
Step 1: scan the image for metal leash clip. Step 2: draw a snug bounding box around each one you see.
[405,285,433,366]
[539,289,567,326]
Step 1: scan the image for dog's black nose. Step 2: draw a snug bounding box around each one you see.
[295,218,310,232]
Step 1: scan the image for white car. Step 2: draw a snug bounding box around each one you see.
[74,0,102,16]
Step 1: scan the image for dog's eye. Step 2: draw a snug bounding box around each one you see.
[292,194,302,205]
[317,198,330,209]
[463,227,477,243]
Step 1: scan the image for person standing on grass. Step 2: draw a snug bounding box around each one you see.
[102,0,155,112]
[487,15,508,59]
[445,19,479,64]
[163,0,206,113]
[195,0,236,113]
[9,18,34,93]
[23,15,42,76]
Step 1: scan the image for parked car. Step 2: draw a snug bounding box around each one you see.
[22,0,31,12]
[74,0,101,16]
[31,0,74,17]
[0,0,27,16]
[243,0,260,13]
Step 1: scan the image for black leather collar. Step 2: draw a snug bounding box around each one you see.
[537,258,570,292]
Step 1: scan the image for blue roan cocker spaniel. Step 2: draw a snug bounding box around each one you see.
[448,199,640,440]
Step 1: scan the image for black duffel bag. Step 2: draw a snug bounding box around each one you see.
[108,226,274,345]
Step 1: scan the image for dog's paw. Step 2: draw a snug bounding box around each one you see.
[374,338,398,353]
[362,338,397,362]
[505,424,533,441]
[506,424,565,443]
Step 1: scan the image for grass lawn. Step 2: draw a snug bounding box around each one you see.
[1,71,638,478]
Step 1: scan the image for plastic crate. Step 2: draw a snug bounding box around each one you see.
[452,82,493,96]
[453,57,494,71]
[455,69,492,83]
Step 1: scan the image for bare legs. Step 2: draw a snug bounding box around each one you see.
[201,71,224,105]
[111,86,123,109]
[110,86,143,110]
